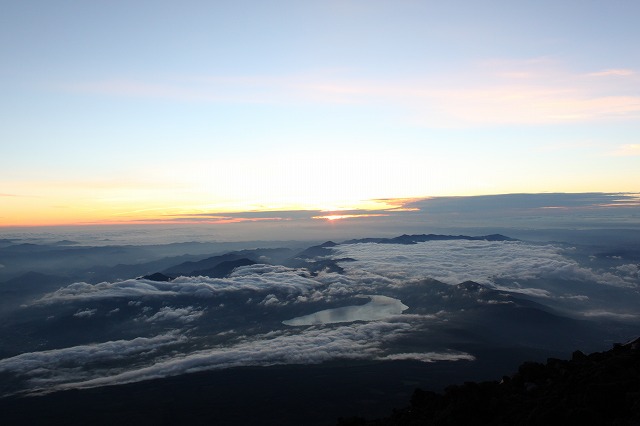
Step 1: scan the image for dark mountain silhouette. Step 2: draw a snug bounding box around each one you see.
[77,254,206,283]
[162,252,248,276]
[0,271,67,293]
[293,240,338,259]
[77,235,518,281]
[162,248,293,277]
[138,272,173,282]
[285,241,355,275]
[191,257,257,278]
[0,240,262,282]
[0,272,69,312]
[0,243,50,253]
[0,244,173,282]
[343,234,516,245]
[339,337,640,425]
[51,240,79,246]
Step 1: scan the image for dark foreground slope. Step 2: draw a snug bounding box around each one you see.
[340,338,640,426]
[0,355,529,426]
[1,339,638,426]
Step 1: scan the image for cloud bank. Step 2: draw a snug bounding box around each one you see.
[35,264,322,304]
[0,332,186,389]
[330,240,637,289]
[0,320,466,395]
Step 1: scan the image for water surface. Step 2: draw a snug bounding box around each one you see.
[283,295,408,326]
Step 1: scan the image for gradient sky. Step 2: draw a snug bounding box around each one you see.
[1,0,639,226]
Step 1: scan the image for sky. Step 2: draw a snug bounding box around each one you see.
[1,0,639,227]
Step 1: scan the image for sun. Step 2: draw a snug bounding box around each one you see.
[311,214,389,221]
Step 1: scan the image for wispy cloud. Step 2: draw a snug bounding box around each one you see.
[1,321,427,394]
[64,60,640,126]
[144,306,205,323]
[380,351,475,363]
[35,264,322,304]
[73,308,97,318]
[0,332,186,388]
[582,310,638,320]
[134,216,291,225]
[610,144,640,157]
[587,69,635,77]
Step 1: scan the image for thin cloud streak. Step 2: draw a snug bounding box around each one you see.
[3,321,429,394]
[610,144,640,157]
[64,61,640,126]
[132,216,291,225]
[34,264,323,304]
[587,69,635,77]
[0,332,186,381]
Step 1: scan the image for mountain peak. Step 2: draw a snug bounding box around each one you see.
[319,241,337,247]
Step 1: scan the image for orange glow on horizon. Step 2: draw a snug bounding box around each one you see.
[312,214,390,221]
[387,207,420,212]
[0,214,291,228]
[0,182,421,227]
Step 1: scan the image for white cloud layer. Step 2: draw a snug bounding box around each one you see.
[582,310,638,320]
[35,265,323,304]
[73,308,97,318]
[380,352,476,363]
[145,306,205,323]
[0,320,458,394]
[330,240,636,288]
[7,238,637,396]
[0,332,186,386]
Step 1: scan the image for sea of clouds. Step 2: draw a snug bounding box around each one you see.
[329,240,638,288]
[2,239,638,395]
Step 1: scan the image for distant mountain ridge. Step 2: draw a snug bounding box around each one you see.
[191,258,257,278]
[342,233,516,245]
[159,248,293,278]
[137,234,516,279]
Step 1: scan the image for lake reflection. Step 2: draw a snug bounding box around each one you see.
[283,295,409,326]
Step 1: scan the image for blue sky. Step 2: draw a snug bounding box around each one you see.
[1,0,639,226]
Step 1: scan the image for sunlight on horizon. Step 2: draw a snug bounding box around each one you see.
[1,2,639,228]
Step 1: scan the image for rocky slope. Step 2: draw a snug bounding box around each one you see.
[339,337,640,425]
